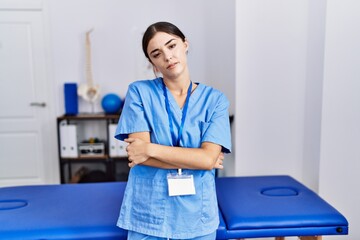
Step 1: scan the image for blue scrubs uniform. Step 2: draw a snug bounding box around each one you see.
[115,77,231,239]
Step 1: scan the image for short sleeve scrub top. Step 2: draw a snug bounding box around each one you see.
[115,77,232,239]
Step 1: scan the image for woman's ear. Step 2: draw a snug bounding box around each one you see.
[184,38,189,53]
[148,59,158,72]
[152,65,162,78]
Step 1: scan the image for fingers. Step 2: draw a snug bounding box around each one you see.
[125,138,135,153]
[125,138,138,168]
[214,152,225,170]
[215,162,224,170]
[125,139,132,167]
[128,161,135,168]
[218,159,224,169]
[124,138,135,143]
[128,156,136,168]
[214,157,224,169]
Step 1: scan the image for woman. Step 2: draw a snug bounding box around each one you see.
[115,21,231,240]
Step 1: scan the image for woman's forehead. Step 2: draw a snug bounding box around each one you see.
[147,32,181,51]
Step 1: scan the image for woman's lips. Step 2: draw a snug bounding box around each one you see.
[167,62,178,69]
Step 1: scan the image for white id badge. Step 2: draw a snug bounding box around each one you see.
[167,173,196,196]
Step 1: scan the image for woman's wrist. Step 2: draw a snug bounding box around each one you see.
[146,142,156,160]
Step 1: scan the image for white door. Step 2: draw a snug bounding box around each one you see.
[0,10,58,186]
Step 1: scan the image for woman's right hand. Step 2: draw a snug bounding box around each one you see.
[125,138,150,167]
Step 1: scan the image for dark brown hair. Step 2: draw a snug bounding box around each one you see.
[142,22,186,60]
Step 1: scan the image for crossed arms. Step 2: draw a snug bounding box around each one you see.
[124,132,224,170]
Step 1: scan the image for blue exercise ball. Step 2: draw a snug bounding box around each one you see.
[101,93,122,114]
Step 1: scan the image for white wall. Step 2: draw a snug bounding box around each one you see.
[319,0,360,239]
[45,0,234,116]
[302,0,327,192]
[204,0,236,115]
[204,0,236,176]
[234,0,356,238]
[235,0,322,189]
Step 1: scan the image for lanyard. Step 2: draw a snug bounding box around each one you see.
[162,80,192,147]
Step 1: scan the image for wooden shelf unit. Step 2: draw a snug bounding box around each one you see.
[57,114,129,183]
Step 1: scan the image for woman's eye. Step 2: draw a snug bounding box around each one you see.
[169,44,176,49]
[152,53,160,58]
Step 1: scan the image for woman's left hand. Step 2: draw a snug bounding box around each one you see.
[124,138,150,167]
[214,152,224,169]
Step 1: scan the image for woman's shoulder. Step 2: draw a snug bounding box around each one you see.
[129,78,161,90]
[126,78,162,98]
[197,83,229,103]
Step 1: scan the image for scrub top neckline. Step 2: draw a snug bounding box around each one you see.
[157,78,202,118]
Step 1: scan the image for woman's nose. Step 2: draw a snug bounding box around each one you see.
[164,50,172,61]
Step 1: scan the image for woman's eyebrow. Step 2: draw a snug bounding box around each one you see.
[149,39,176,55]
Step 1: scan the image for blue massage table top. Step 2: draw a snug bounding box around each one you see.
[0,182,127,239]
[0,175,348,239]
[216,175,348,239]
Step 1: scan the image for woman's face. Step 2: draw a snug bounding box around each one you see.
[147,32,189,80]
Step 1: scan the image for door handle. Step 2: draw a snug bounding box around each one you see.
[30,102,46,107]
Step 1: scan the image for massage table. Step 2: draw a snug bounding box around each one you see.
[215,176,348,239]
[0,175,348,239]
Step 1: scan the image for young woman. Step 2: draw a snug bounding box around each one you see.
[115,21,231,240]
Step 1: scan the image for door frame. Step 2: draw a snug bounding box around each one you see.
[0,0,59,185]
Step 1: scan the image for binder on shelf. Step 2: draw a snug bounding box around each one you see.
[108,124,127,157]
[64,83,78,115]
[67,125,78,157]
[59,125,68,157]
[59,124,78,158]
